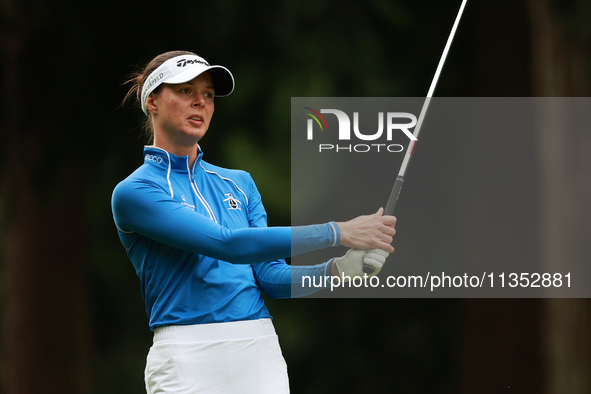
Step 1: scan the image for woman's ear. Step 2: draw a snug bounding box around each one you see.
[146,96,157,115]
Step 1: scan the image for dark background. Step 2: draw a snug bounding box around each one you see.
[2,0,591,393]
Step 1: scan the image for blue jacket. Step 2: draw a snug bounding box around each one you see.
[112,146,339,330]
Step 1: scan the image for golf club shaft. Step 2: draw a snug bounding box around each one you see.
[362,0,468,274]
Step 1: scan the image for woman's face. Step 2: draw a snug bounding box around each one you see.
[148,72,215,148]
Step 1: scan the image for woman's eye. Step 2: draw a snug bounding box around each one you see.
[205,92,214,98]
[181,88,190,94]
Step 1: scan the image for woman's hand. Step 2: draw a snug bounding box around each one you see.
[330,248,390,278]
[336,208,396,253]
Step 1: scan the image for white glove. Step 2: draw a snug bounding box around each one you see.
[333,248,389,280]
[363,248,390,275]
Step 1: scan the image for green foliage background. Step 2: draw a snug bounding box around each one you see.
[3,0,591,392]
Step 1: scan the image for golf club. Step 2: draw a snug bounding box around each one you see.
[363,0,468,274]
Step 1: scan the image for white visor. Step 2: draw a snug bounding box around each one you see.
[140,54,234,115]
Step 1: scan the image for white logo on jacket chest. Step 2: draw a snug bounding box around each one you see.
[180,195,196,210]
[223,193,242,210]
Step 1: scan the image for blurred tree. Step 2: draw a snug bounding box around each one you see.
[529,0,591,393]
[458,0,591,393]
[0,0,93,393]
[457,1,545,392]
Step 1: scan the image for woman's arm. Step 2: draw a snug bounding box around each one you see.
[252,260,331,299]
[112,178,338,264]
[113,176,395,264]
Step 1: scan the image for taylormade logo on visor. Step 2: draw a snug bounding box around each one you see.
[176,58,209,67]
[303,107,417,153]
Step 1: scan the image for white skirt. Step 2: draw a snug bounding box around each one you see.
[145,318,289,394]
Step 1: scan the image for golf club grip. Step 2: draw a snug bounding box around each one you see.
[362,176,405,274]
[384,176,404,216]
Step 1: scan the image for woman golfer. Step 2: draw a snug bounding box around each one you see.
[112,50,396,394]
